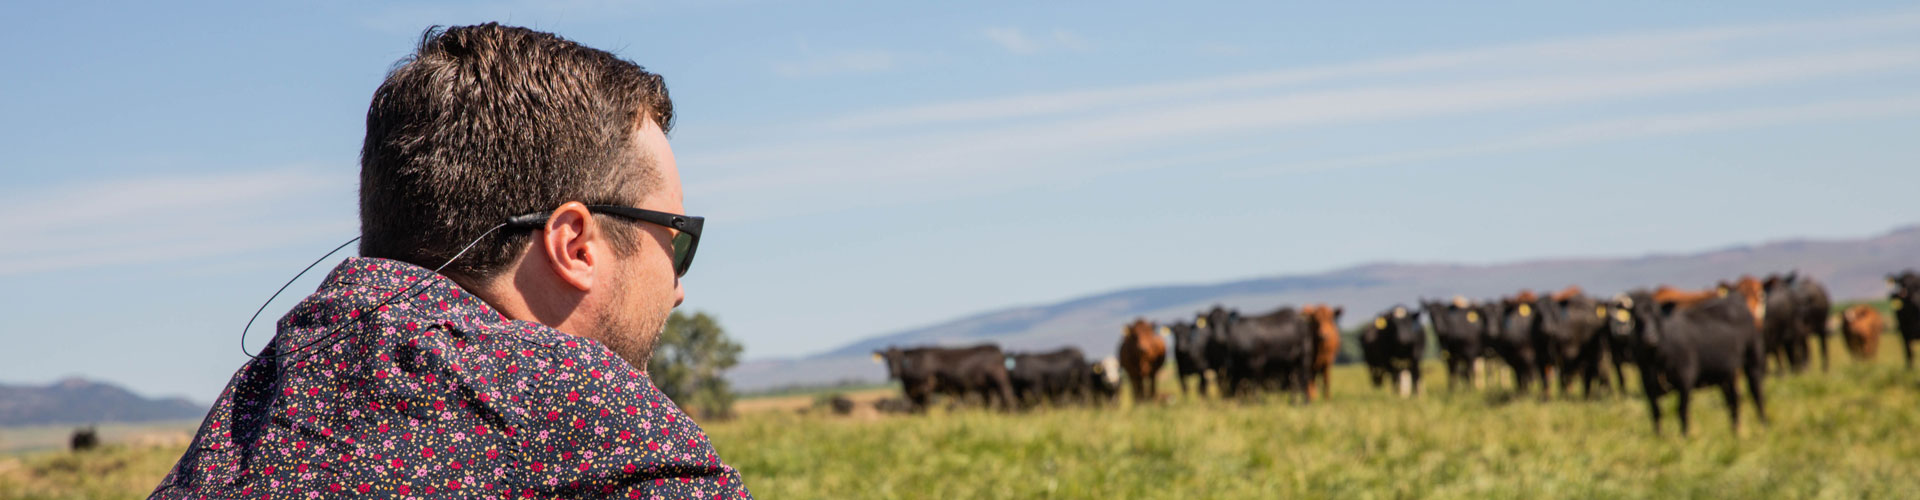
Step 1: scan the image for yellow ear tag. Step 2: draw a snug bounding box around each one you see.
[1196,318,1208,329]
[1393,307,1407,319]
[871,353,883,363]
[1894,299,1903,311]
[1717,288,1729,297]
[1595,306,1606,319]
[1157,326,1172,337]
[1466,311,1480,323]
[1519,304,1532,317]
[1374,317,1387,329]
[1614,309,1631,323]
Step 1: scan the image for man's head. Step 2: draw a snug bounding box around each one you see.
[359,23,684,369]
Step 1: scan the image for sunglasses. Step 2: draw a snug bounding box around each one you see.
[506,204,704,277]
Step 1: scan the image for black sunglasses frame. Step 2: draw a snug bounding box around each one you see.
[506,204,703,277]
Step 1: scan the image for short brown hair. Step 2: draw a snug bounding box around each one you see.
[358,23,674,280]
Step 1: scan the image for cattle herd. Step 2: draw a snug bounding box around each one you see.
[874,270,1920,436]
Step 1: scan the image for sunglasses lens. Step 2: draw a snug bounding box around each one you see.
[671,231,695,276]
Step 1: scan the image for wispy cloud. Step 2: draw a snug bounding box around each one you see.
[772,49,898,78]
[1232,93,1920,178]
[983,27,1038,54]
[825,10,1920,132]
[0,168,354,276]
[682,9,1920,222]
[982,27,1090,55]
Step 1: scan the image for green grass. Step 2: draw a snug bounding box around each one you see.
[12,334,1919,499]
[0,445,183,500]
[710,335,1920,499]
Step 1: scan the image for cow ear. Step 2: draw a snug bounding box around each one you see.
[1659,301,1680,317]
[1332,307,1344,320]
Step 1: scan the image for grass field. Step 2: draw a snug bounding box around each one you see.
[712,343,1920,499]
[8,333,1917,499]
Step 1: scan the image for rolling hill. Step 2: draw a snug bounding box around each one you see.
[729,224,1920,392]
[0,378,207,427]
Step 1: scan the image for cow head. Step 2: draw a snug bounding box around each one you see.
[872,347,912,380]
[1424,296,1481,339]
[1618,292,1683,348]
[1891,271,1920,319]
[1374,305,1422,344]
[1301,304,1343,342]
[1501,291,1541,340]
[1087,357,1122,399]
[1167,321,1203,363]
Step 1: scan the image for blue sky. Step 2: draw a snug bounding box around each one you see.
[3,1,1919,402]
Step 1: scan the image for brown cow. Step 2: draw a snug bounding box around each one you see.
[1653,285,1719,308]
[1300,304,1344,401]
[1118,318,1168,402]
[1842,305,1886,361]
[1715,275,1769,330]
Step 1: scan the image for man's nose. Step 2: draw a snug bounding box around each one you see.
[673,278,685,307]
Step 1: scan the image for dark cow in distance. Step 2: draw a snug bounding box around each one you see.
[1218,307,1316,403]
[1170,307,1229,398]
[1005,347,1099,407]
[1425,296,1489,390]
[1762,272,1832,373]
[1360,305,1425,398]
[874,344,1018,412]
[1490,290,1544,394]
[1118,318,1169,402]
[1617,295,1767,436]
[1890,271,1920,369]
[1535,286,1617,399]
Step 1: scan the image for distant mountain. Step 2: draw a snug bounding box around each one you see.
[729,225,1920,392]
[0,377,207,426]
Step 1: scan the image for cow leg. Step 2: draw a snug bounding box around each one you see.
[1198,370,1212,397]
[1816,332,1831,372]
[1177,372,1191,396]
[1411,361,1423,396]
[1720,381,1741,435]
[1676,386,1693,437]
[1642,386,1663,435]
[1906,337,1915,370]
[1320,366,1332,400]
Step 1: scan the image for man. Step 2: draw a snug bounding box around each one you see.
[150,24,750,499]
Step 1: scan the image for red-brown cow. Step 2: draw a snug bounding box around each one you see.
[1842,305,1886,362]
[1118,318,1168,402]
[1300,304,1344,401]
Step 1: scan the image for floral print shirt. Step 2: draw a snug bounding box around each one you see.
[150,257,750,499]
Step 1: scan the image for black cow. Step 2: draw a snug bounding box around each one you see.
[1891,271,1920,369]
[1086,357,1123,403]
[1424,297,1489,390]
[1761,272,1833,373]
[1005,347,1097,407]
[1169,308,1227,398]
[874,344,1018,412]
[70,426,99,452]
[1618,295,1767,436]
[1535,292,1618,399]
[1490,294,1545,394]
[1218,307,1316,403]
[1359,305,1425,397]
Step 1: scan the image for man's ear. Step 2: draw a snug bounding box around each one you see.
[540,201,602,292]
